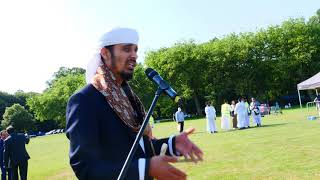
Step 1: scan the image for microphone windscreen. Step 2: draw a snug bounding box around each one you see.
[145,68,158,79]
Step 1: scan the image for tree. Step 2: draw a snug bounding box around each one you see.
[2,104,35,132]
[14,90,38,110]
[46,67,85,88]
[129,63,155,109]
[145,41,207,116]
[27,68,86,127]
[0,91,21,119]
[308,9,320,24]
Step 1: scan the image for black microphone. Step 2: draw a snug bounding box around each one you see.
[145,68,179,102]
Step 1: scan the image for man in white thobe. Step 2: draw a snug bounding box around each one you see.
[250,97,262,127]
[235,97,247,129]
[205,102,217,133]
[244,98,250,128]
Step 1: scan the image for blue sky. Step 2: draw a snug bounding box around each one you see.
[0,0,319,93]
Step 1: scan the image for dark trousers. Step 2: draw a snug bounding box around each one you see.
[178,121,184,132]
[232,116,237,128]
[1,167,12,180]
[12,161,28,180]
[1,166,5,180]
[6,169,12,180]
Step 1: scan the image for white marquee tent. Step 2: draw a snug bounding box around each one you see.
[297,72,320,108]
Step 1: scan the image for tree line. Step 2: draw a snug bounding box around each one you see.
[1,10,320,132]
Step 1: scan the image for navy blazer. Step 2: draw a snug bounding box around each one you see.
[0,139,4,166]
[66,84,176,180]
[4,133,30,168]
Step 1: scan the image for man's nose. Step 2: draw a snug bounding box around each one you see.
[130,51,138,60]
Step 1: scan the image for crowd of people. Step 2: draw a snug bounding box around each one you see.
[0,126,30,180]
[174,97,263,134]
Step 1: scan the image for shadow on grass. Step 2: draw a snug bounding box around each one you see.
[193,131,207,134]
[261,123,288,128]
[192,123,288,135]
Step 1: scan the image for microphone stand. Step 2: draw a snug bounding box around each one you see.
[117,87,163,180]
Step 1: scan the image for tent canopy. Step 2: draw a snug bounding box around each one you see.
[297,72,320,90]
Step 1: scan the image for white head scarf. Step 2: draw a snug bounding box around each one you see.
[85,27,139,84]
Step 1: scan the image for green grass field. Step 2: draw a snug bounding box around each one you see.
[27,107,320,180]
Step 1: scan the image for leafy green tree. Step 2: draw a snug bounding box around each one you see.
[308,9,320,24]
[145,41,207,115]
[129,63,155,109]
[14,90,38,110]
[46,67,85,88]
[27,68,85,127]
[0,91,21,119]
[2,104,35,132]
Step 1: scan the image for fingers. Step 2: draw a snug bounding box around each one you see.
[163,155,178,163]
[184,128,195,135]
[168,166,187,180]
[193,144,203,161]
[179,143,203,163]
[189,151,197,163]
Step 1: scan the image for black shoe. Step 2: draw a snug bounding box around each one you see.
[214,131,218,133]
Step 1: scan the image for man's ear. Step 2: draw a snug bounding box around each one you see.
[100,47,111,64]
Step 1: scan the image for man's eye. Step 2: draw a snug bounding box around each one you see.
[123,47,130,52]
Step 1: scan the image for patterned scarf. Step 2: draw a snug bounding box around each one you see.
[92,63,152,137]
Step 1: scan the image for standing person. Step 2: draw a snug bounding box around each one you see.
[204,102,217,133]
[221,100,231,131]
[235,97,247,130]
[0,131,11,180]
[314,94,320,116]
[4,126,30,180]
[0,131,6,180]
[175,107,185,133]
[244,98,250,128]
[250,97,262,127]
[66,27,203,180]
[0,131,7,180]
[230,100,237,129]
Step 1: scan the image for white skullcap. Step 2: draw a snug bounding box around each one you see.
[85,27,139,83]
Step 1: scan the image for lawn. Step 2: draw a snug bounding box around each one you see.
[27,107,320,180]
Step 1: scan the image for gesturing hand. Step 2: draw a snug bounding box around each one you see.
[149,155,186,180]
[175,128,203,163]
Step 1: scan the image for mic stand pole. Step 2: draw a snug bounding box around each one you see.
[117,87,163,180]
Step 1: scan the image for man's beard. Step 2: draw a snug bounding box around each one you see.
[111,58,134,81]
[120,71,133,81]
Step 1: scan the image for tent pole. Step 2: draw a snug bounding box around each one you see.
[316,89,318,96]
[298,89,302,108]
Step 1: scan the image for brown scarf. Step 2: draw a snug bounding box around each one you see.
[92,63,152,137]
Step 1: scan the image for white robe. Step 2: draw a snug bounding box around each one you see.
[221,115,230,130]
[243,102,250,127]
[250,102,262,125]
[205,106,216,133]
[235,102,246,128]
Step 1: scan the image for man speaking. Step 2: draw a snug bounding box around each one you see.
[66,27,203,180]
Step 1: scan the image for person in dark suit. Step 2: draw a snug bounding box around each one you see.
[0,130,11,180]
[0,130,6,180]
[66,27,203,180]
[4,126,30,180]
[0,130,10,180]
